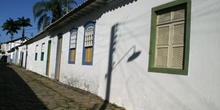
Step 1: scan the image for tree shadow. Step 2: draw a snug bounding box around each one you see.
[0,63,48,110]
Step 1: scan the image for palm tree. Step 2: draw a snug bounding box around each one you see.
[1,18,20,41]
[33,0,77,32]
[17,17,33,38]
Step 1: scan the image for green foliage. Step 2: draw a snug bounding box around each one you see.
[69,98,74,102]
[17,16,33,37]
[112,103,120,108]
[17,17,32,27]
[33,0,77,32]
[86,107,91,110]
[78,104,82,110]
[1,17,32,40]
[1,18,21,40]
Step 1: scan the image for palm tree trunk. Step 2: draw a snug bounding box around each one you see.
[22,27,25,37]
[10,33,14,41]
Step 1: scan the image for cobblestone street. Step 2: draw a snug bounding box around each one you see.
[0,63,124,110]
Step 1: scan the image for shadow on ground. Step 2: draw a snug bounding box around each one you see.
[0,63,48,110]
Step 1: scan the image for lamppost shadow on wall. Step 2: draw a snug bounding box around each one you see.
[100,22,141,110]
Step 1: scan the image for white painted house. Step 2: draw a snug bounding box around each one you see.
[9,44,28,67]
[24,0,220,110]
[0,37,29,63]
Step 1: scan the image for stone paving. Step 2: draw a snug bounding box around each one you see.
[0,63,125,110]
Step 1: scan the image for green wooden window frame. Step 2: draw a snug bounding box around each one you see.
[35,45,38,61]
[41,43,45,61]
[148,0,191,75]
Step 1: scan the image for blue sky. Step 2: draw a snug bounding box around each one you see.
[0,0,85,44]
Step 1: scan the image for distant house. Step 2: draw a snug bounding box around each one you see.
[0,37,29,63]
[8,0,220,110]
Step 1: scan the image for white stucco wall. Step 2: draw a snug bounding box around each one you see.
[26,0,220,110]
[17,48,22,65]
[21,45,27,68]
[58,26,100,94]
[95,0,220,110]
[2,38,28,63]
[27,35,50,76]
[27,33,60,80]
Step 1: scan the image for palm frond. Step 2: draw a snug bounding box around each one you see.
[17,17,32,27]
[43,16,51,30]
[33,1,47,22]
[61,0,77,7]
[68,0,78,6]
[37,14,48,32]
[2,18,20,40]
[33,0,78,30]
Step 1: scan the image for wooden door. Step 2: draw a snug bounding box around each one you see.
[46,40,51,76]
[55,37,62,80]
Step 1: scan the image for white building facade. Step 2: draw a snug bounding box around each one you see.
[24,0,220,110]
[0,37,29,63]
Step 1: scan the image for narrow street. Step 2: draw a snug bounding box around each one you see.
[0,63,124,110]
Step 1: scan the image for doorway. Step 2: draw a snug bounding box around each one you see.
[55,35,62,81]
[46,40,51,76]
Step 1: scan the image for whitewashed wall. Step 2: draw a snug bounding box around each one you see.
[58,26,100,94]
[26,0,220,110]
[27,35,49,76]
[27,34,59,79]
[17,48,21,65]
[96,0,220,110]
[14,49,19,65]
[20,45,27,68]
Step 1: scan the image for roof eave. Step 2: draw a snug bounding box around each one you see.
[26,0,106,44]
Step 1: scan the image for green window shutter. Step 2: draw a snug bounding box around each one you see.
[35,53,38,61]
[41,52,44,61]
[41,43,45,61]
[148,0,191,75]
[35,45,38,61]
